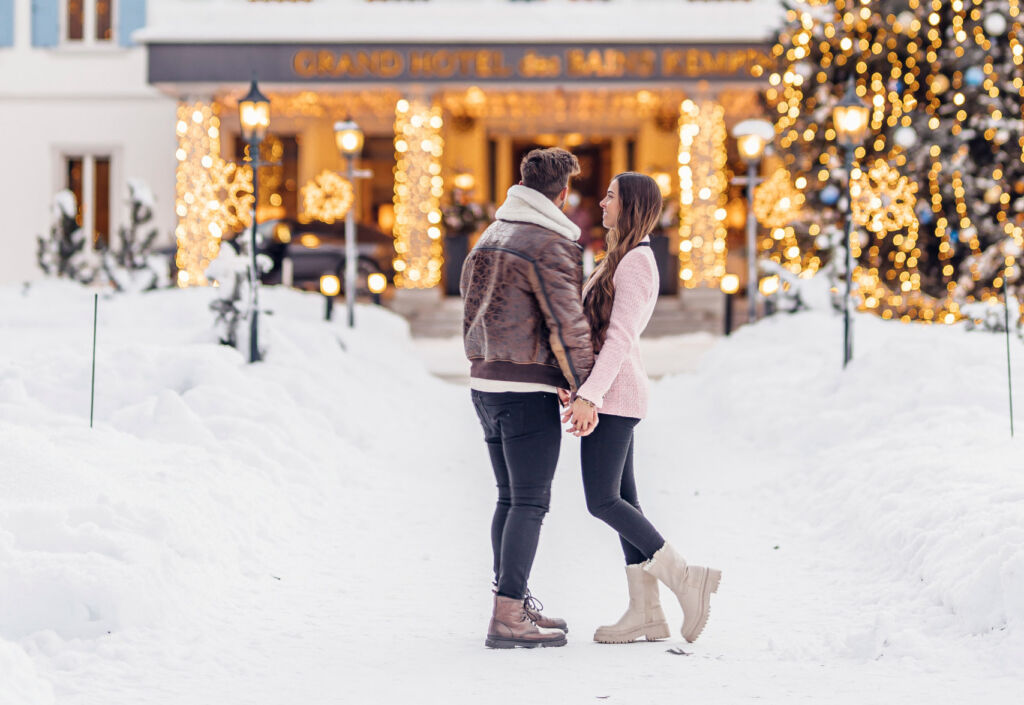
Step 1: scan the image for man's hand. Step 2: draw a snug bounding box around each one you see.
[557,389,571,408]
[561,398,598,437]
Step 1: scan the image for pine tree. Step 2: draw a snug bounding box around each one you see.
[763,0,1024,321]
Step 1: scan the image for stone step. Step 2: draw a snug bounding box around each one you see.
[387,290,752,339]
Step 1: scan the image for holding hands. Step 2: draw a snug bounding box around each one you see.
[558,389,598,437]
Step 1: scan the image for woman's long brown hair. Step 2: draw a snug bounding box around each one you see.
[583,172,663,353]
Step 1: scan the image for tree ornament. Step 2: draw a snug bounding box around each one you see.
[984,12,1008,36]
[931,74,950,94]
[894,126,918,148]
[897,11,915,28]
[994,129,1011,146]
[984,186,1003,204]
[964,66,985,87]
[820,184,841,206]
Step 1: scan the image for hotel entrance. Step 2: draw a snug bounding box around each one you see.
[153,41,772,299]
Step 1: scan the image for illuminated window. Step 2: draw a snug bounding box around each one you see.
[65,154,112,246]
[65,0,114,43]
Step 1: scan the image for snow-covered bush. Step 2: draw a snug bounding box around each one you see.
[207,231,273,351]
[102,180,171,293]
[36,190,100,284]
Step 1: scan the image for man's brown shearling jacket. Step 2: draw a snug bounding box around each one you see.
[461,218,594,392]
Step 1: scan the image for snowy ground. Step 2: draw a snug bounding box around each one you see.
[1,281,1023,704]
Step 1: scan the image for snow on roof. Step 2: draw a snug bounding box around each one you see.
[138,0,785,44]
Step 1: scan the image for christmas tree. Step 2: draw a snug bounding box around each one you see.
[763,0,1024,321]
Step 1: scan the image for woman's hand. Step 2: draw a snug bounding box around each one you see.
[561,398,598,437]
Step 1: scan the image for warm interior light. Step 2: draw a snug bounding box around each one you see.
[320,274,341,297]
[367,273,388,295]
[453,172,476,191]
[720,273,740,294]
[652,172,672,198]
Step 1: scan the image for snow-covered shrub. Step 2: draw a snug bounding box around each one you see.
[36,190,100,284]
[206,231,273,351]
[102,180,171,293]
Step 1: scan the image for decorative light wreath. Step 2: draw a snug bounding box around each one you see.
[301,170,355,224]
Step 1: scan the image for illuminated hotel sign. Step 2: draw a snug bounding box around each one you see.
[148,43,773,84]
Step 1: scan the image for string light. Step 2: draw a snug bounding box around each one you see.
[174,101,252,287]
[392,98,445,289]
[677,99,729,288]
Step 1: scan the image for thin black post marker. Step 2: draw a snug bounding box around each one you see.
[1003,273,1015,439]
[90,293,98,429]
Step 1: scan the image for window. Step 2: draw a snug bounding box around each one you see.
[65,0,114,43]
[65,154,112,247]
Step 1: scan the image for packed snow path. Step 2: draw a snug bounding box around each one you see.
[1,283,1022,704]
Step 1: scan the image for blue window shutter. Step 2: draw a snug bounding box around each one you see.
[31,0,58,47]
[118,0,145,47]
[0,0,14,47]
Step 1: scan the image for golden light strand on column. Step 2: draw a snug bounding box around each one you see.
[174,101,252,287]
[676,99,729,288]
[392,98,445,289]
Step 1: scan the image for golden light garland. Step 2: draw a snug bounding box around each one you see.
[677,99,729,288]
[392,98,445,289]
[301,170,354,224]
[850,159,918,234]
[174,101,253,287]
[753,168,805,229]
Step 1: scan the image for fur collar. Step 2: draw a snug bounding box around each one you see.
[494,185,581,242]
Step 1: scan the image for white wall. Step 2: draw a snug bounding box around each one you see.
[0,0,176,284]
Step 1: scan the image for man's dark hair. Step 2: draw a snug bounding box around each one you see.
[520,148,581,200]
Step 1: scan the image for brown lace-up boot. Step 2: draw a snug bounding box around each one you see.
[523,589,568,633]
[485,595,568,649]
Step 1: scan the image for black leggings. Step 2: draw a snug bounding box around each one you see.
[472,390,562,599]
[581,414,665,565]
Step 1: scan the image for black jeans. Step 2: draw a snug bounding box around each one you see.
[581,414,665,565]
[471,390,561,599]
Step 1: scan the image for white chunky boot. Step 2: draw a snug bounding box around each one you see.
[593,564,671,644]
[643,543,721,643]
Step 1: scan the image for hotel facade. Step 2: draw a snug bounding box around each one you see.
[0,0,782,293]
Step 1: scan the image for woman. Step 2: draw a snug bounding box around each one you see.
[562,172,721,644]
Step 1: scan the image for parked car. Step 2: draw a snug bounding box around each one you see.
[254,218,394,295]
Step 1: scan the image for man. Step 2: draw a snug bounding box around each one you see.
[461,148,597,649]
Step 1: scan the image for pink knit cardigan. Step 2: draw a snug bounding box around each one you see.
[577,242,659,419]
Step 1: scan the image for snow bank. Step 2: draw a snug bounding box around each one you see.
[0,281,456,704]
[654,311,1024,644]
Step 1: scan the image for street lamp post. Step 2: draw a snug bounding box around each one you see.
[731,119,774,325]
[720,273,739,336]
[334,120,365,329]
[832,80,871,368]
[238,78,270,363]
